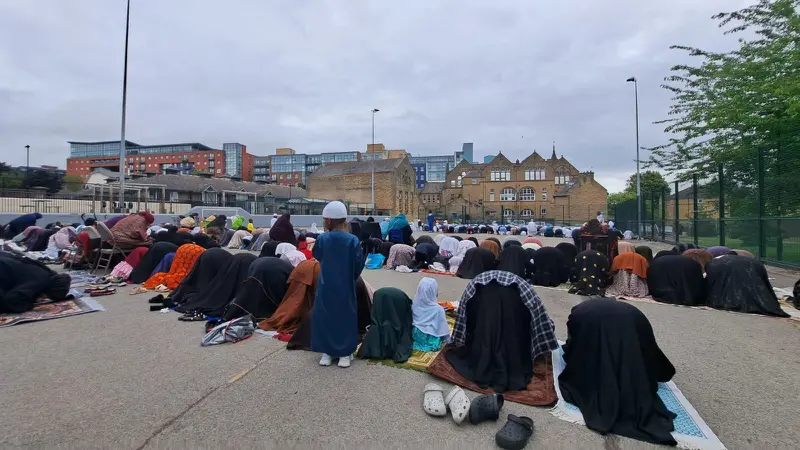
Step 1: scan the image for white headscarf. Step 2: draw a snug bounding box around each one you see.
[438,237,459,257]
[270,214,278,227]
[280,249,307,267]
[433,233,446,245]
[275,242,296,256]
[411,278,450,338]
[310,223,319,233]
[448,240,477,272]
[522,242,541,251]
[624,230,633,240]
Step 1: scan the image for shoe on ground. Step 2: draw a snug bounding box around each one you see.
[338,355,351,368]
[319,354,332,366]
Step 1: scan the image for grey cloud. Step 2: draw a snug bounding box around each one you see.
[0,0,751,191]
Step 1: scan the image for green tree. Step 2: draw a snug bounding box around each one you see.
[607,191,636,212]
[648,0,800,219]
[62,174,85,192]
[623,171,670,196]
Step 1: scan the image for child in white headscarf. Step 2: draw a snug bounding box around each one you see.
[411,278,450,351]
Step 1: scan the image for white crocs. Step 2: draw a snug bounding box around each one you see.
[423,383,447,417]
[444,386,471,424]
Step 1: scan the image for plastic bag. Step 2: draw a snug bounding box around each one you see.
[201,316,255,347]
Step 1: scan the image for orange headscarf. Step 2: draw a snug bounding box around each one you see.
[479,240,500,259]
[610,252,649,279]
[143,243,205,290]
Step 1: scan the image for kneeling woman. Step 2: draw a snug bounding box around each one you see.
[446,270,558,392]
[0,253,71,313]
[558,298,677,445]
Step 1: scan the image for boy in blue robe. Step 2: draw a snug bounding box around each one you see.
[311,201,365,368]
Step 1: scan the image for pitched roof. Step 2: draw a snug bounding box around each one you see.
[309,158,405,177]
[104,172,306,197]
[420,182,445,194]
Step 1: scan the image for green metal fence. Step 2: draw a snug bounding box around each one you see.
[613,142,800,267]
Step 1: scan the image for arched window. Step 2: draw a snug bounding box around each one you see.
[503,208,514,217]
[555,168,570,185]
[519,187,535,201]
[520,209,533,217]
[500,187,516,201]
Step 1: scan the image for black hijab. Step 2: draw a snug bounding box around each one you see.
[569,250,609,296]
[268,214,296,245]
[468,237,479,246]
[260,240,280,257]
[222,257,294,322]
[646,255,705,306]
[414,243,438,266]
[456,247,496,279]
[380,241,395,259]
[497,245,527,278]
[672,243,687,255]
[191,233,219,249]
[0,253,70,313]
[174,252,257,317]
[559,298,677,446]
[129,242,178,284]
[705,256,789,317]
[207,215,226,229]
[356,287,414,363]
[531,247,570,287]
[635,246,654,263]
[415,235,436,247]
[349,219,362,238]
[165,248,232,307]
[654,249,676,259]
[502,239,522,250]
[555,242,578,279]
[361,222,382,242]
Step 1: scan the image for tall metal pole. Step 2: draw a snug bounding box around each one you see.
[371,108,379,213]
[118,0,131,207]
[25,145,30,170]
[627,77,641,237]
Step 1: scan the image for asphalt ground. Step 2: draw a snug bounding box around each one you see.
[0,233,798,449]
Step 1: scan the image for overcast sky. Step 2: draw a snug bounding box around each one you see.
[1,0,749,192]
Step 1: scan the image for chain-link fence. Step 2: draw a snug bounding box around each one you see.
[614,132,800,267]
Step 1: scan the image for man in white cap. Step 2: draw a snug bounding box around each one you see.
[310,201,365,368]
[270,213,278,228]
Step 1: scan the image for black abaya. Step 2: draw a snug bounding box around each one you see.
[497,245,527,278]
[569,250,609,296]
[635,246,654,263]
[445,281,533,392]
[559,298,677,446]
[705,255,789,317]
[129,242,178,283]
[415,235,435,247]
[455,247,496,279]
[531,247,570,287]
[555,242,578,273]
[0,252,71,313]
[260,241,279,257]
[502,239,522,250]
[222,257,293,322]
[647,255,705,306]
[166,248,232,306]
[414,243,438,266]
[174,252,257,317]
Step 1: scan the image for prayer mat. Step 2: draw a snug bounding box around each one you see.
[426,347,558,407]
[0,297,105,328]
[534,283,571,292]
[357,315,456,373]
[420,269,455,277]
[550,344,726,450]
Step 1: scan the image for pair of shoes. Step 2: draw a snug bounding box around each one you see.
[319,354,352,368]
[422,385,472,424]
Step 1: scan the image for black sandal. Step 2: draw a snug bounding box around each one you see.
[179,312,207,322]
[495,414,533,450]
[149,305,164,312]
[148,294,165,304]
[468,393,504,424]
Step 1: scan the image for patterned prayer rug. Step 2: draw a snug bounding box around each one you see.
[550,344,726,450]
[358,315,456,373]
[426,348,557,407]
[0,297,105,328]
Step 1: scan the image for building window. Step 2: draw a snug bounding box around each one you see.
[503,208,514,217]
[519,187,535,201]
[457,176,462,187]
[500,188,516,201]
[520,209,532,217]
[451,180,456,187]
[490,168,511,182]
[216,168,221,173]
[524,167,546,181]
[489,189,495,201]
[450,194,455,200]
[541,207,547,216]
[541,191,547,201]
[471,178,477,184]
[555,168,570,185]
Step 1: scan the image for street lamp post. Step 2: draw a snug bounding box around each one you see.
[371,108,379,214]
[118,0,131,208]
[24,145,30,170]
[626,77,642,237]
